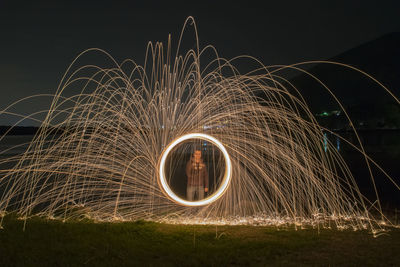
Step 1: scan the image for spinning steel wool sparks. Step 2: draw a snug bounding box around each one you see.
[0,17,398,234]
[159,133,232,207]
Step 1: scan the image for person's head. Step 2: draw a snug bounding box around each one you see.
[193,149,202,163]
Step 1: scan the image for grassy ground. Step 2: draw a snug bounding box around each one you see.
[0,215,399,266]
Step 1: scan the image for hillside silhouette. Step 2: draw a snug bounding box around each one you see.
[290,32,400,126]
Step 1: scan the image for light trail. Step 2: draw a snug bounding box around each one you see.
[158,133,232,206]
[0,17,397,234]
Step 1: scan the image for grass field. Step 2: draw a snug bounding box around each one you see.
[0,215,399,266]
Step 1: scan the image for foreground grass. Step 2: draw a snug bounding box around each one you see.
[0,216,399,266]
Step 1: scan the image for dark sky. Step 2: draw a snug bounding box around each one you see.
[0,0,399,125]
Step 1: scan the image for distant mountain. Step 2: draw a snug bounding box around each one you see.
[0,126,39,135]
[290,32,400,118]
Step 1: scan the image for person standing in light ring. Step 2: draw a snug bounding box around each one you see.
[186,147,209,201]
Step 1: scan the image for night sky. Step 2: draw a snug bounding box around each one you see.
[0,0,399,125]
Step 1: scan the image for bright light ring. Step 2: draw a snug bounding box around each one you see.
[159,133,232,206]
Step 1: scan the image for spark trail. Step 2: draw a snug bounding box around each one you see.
[0,18,398,234]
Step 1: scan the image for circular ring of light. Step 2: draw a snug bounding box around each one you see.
[158,133,232,206]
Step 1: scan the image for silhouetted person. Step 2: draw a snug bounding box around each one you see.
[186,149,209,201]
